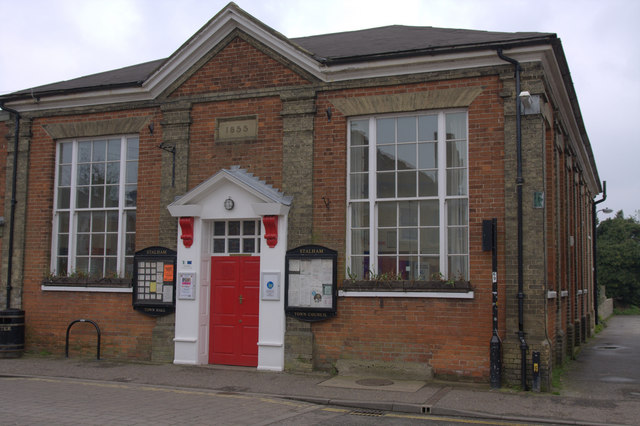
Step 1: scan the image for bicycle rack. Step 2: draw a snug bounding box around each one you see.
[65,319,101,360]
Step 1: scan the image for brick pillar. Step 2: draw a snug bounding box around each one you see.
[280,89,316,372]
[1,117,31,309]
[153,101,192,362]
[500,64,553,390]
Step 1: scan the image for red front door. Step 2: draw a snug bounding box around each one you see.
[209,256,260,366]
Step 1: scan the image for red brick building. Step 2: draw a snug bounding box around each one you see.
[0,3,600,389]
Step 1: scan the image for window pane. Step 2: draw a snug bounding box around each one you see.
[376,118,395,144]
[398,201,418,226]
[78,212,91,232]
[243,221,256,235]
[377,145,395,171]
[398,256,418,280]
[397,116,416,143]
[125,184,137,207]
[446,169,467,196]
[228,221,240,235]
[126,233,135,256]
[350,146,368,172]
[60,142,72,164]
[447,140,467,167]
[92,234,105,256]
[106,234,118,255]
[397,171,416,197]
[76,187,89,208]
[78,141,91,162]
[418,142,437,169]
[351,202,369,227]
[350,257,369,280]
[107,139,121,161]
[448,255,468,280]
[105,257,117,276]
[418,115,438,141]
[448,228,468,254]
[91,211,105,232]
[228,238,240,253]
[446,113,466,140]
[350,173,368,199]
[420,228,439,254]
[77,234,90,256]
[399,229,418,254]
[420,200,439,226]
[377,172,395,198]
[77,164,90,185]
[127,137,139,160]
[126,211,136,233]
[90,257,104,276]
[350,120,369,146]
[397,144,417,170]
[418,170,438,196]
[214,222,226,236]
[57,232,69,256]
[92,163,105,185]
[213,239,225,253]
[92,140,106,162]
[57,188,70,209]
[419,257,440,280]
[126,161,137,184]
[377,256,397,276]
[91,186,104,208]
[106,186,119,207]
[107,211,118,232]
[242,238,255,253]
[447,199,468,225]
[378,229,396,254]
[106,162,120,184]
[58,212,70,233]
[59,164,71,186]
[378,202,396,227]
[351,229,369,255]
[76,257,88,274]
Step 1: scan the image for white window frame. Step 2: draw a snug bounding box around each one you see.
[346,110,469,281]
[51,135,138,278]
[210,219,262,256]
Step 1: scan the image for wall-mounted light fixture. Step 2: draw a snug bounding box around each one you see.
[224,197,235,211]
[326,107,332,122]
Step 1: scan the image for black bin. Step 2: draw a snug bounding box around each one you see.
[0,309,25,358]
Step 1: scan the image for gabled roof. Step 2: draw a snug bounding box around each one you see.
[0,2,555,104]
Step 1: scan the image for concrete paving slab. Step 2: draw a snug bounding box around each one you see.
[318,375,426,392]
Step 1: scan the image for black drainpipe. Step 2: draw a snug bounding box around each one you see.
[0,103,20,310]
[592,181,607,325]
[497,49,528,390]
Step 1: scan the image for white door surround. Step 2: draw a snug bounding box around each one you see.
[167,166,291,371]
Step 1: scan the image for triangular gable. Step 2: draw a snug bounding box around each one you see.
[167,165,292,218]
[145,2,322,100]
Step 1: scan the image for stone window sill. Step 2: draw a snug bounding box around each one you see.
[41,277,132,293]
[339,279,473,299]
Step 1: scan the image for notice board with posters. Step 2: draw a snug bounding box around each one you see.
[285,245,337,322]
[132,246,176,316]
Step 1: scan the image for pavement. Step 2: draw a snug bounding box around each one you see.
[1,316,639,425]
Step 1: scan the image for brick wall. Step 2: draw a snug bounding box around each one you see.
[22,109,161,359]
[171,35,310,98]
[311,75,507,380]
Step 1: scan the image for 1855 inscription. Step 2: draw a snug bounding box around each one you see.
[216,117,258,141]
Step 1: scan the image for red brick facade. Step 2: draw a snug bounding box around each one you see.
[0,9,599,388]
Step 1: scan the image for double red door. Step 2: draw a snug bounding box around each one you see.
[209,256,260,366]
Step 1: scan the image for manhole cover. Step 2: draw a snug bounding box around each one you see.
[356,378,394,386]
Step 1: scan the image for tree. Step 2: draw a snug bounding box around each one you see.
[597,211,640,306]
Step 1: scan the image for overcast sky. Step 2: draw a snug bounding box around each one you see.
[1,0,638,218]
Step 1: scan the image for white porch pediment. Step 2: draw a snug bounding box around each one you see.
[167,166,292,219]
